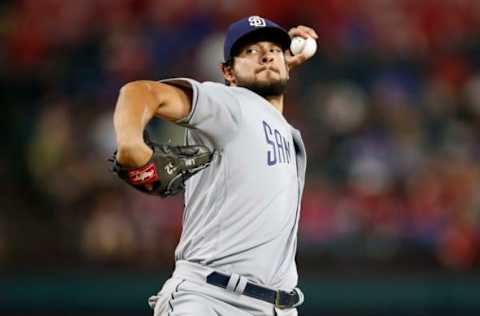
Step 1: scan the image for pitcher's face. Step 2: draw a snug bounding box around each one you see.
[224,41,289,96]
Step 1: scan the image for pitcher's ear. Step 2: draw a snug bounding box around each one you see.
[221,60,236,86]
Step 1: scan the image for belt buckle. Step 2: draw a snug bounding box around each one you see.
[274,290,289,309]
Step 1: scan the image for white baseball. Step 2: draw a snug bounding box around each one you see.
[290,36,317,58]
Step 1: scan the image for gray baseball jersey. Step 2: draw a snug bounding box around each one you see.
[161,78,307,291]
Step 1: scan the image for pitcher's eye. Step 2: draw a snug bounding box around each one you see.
[271,48,282,53]
[246,48,259,54]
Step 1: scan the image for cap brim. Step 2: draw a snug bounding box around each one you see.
[229,27,291,59]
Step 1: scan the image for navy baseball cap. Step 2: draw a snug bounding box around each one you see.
[224,16,291,61]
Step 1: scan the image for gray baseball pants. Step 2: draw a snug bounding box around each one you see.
[149,260,298,316]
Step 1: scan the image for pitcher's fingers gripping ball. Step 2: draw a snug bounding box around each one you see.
[285,25,318,69]
[110,133,213,197]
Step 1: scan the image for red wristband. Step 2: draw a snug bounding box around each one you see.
[127,163,160,185]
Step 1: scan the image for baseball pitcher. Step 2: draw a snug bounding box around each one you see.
[112,16,317,316]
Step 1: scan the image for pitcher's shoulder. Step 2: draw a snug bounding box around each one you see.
[201,81,229,89]
[202,81,244,93]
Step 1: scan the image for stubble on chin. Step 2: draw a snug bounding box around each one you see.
[236,76,288,97]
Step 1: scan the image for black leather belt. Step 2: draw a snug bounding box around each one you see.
[206,271,302,309]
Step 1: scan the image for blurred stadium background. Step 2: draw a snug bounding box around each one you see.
[2,0,480,315]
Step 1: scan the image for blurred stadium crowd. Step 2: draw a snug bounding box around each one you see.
[2,0,480,272]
